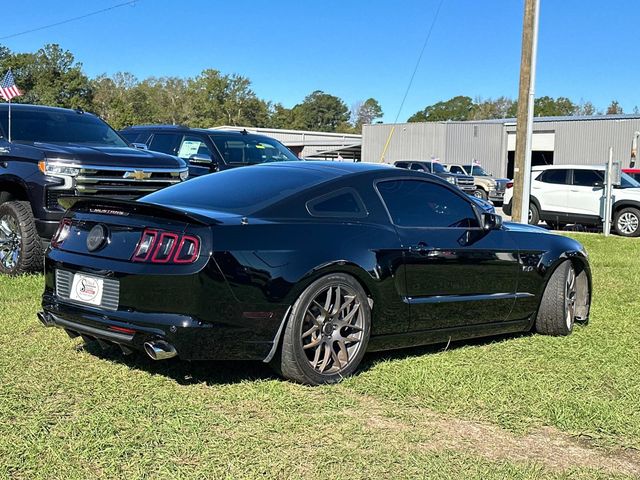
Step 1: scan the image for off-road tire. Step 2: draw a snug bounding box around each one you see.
[0,201,43,275]
[275,273,371,385]
[535,261,576,336]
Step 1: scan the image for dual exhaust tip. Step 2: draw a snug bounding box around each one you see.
[143,340,177,361]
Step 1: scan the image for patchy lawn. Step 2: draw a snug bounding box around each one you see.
[0,233,639,479]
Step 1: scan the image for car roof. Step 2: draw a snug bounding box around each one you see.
[532,164,605,171]
[265,161,394,176]
[0,103,98,117]
[120,124,283,142]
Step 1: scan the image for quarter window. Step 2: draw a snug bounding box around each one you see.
[538,169,569,185]
[377,180,479,228]
[307,188,368,218]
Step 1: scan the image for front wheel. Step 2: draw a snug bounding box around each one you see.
[614,207,640,237]
[275,273,371,385]
[535,261,582,336]
[528,203,540,225]
[0,201,43,275]
[473,189,488,200]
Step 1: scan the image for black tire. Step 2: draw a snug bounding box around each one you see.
[546,220,567,230]
[535,261,577,336]
[473,189,488,200]
[0,201,43,275]
[275,273,371,385]
[528,203,540,225]
[613,207,640,237]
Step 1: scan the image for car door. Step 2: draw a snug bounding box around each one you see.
[569,169,604,218]
[376,178,520,331]
[533,169,570,213]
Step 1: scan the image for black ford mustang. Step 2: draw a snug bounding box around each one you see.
[40,162,591,385]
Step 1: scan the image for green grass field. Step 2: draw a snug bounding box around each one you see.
[1,233,639,479]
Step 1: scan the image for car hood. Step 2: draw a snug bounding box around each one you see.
[35,142,187,170]
[502,221,551,234]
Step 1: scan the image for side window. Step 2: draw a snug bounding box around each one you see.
[377,180,479,228]
[148,133,182,155]
[410,163,426,171]
[395,162,409,169]
[538,169,569,185]
[450,166,465,174]
[572,169,603,187]
[177,135,212,159]
[307,188,368,218]
[119,132,137,143]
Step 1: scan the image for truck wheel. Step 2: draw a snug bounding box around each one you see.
[614,207,640,237]
[0,201,43,275]
[473,189,488,200]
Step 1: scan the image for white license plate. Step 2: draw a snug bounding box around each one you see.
[69,273,105,306]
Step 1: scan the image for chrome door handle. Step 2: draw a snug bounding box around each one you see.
[0,146,10,154]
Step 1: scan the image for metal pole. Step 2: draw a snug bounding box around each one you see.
[8,98,11,143]
[603,147,613,236]
[518,0,540,224]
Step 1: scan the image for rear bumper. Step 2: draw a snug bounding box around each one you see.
[488,190,505,203]
[40,291,282,361]
[503,200,512,216]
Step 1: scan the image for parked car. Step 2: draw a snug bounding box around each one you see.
[39,162,591,385]
[119,125,300,177]
[623,168,640,182]
[446,163,510,204]
[0,104,188,275]
[394,160,476,194]
[503,165,640,236]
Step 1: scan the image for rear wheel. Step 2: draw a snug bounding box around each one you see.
[614,207,640,237]
[275,273,371,385]
[528,203,540,225]
[0,201,42,275]
[535,261,578,336]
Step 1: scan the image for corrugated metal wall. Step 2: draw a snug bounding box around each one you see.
[364,117,640,176]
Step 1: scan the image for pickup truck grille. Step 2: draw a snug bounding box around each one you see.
[75,166,183,196]
[455,177,476,190]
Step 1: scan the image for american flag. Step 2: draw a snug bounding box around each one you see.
[0,70,21,101]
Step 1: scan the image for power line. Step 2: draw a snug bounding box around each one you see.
[0,0,139,41]
[393,0,445,123]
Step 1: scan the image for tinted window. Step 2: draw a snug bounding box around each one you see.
[143,165,335,215]
[210,135,298,164]
[538,169,569,184]
[177,135,212,159]
[148,133,181,156]
[449,166,466,174]
[395,162,409,169]
[431,162,447,173]
[410,163,426,171]
[307,188,367,218]
[572,169,603,187]
[377,180,479,228]
[0,109,127,146]
[463,165,489,176]
[120,132,137,143]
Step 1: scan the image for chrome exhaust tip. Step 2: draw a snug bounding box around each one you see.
[143,340,177,361]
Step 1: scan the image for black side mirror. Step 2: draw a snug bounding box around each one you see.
[593,181,604,189]
[482,212,503,231]
[189,153,213,165]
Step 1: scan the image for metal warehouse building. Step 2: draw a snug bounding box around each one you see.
[362,115,640,178]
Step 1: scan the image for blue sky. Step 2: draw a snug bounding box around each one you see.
[2,0,638,122]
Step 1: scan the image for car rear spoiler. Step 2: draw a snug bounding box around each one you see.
[58,196,217,226]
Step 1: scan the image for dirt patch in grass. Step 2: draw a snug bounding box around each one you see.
[354,394,640,477]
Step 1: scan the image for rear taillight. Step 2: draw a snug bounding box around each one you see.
[132,229,200,264]
[51,218,72,248]
[506,181,514,189]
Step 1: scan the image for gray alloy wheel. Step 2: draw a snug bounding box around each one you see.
[0,201,43,275]
[614,207,640,237]
[473,189,488,200]
[535,261,580,336]
[275,273,371,385]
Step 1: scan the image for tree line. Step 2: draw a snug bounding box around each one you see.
[0,43,631,133]
[0,43,383,133]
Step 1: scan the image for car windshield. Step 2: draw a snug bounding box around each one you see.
[0,109,127,147]
[621,172,640,188]
[210,134,299,164]
[463,165,490,176]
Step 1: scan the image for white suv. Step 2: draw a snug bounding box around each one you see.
[503,165,640,237]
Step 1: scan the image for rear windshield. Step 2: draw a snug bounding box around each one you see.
[142,165,333,215]
[210,134,299,164]
[0,109,127,147]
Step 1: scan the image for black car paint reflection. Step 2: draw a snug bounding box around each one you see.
[41,162,590,364]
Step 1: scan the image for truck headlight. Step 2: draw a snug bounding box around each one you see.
[446,176,457,184]
[38,161,80,177]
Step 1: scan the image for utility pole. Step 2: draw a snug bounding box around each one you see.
[511,0,540,223]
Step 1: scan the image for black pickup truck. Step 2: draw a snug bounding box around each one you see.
[0,104,188,275]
